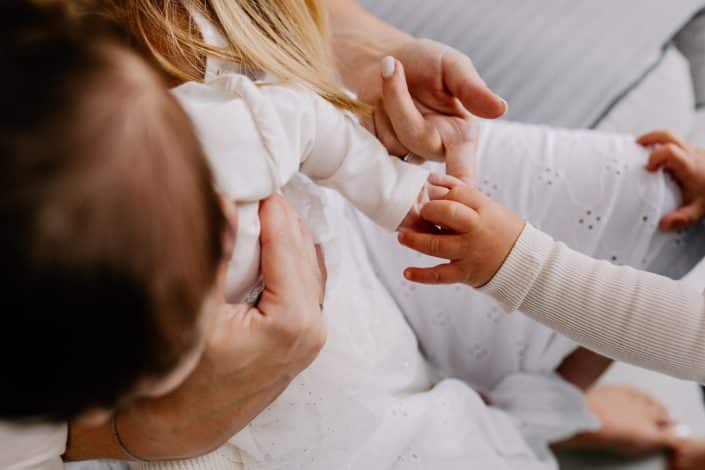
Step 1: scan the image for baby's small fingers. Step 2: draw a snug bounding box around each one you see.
[646,144,691,178]
[421,200,478,232]
[403,263,468,285]
[428,172,465,190]
[428,183,451,201]
[398,231,466,260]
[660,203,705,231]
[638,130,687,150]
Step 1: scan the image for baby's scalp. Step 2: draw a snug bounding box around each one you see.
[0,0,225,421]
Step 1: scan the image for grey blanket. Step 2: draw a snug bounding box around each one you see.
[359,0,705,128]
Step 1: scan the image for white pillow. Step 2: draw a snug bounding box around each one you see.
[596,46,695,138]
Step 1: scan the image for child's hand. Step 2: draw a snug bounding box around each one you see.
[398,176,468,232]
[398,173,525,287]
[638,130,705,231]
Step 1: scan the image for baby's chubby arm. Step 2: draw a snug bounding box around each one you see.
[263,83,432,231]
[173,72,471,231]
[398,175,705,383]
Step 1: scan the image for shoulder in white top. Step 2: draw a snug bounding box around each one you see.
[0,421,67,470]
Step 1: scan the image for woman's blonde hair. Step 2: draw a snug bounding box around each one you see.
[103,0,364,112]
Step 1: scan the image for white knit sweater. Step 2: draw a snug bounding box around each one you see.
[480,223,705,383]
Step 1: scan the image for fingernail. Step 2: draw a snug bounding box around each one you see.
[404,269,412,279]
[381,56,395,79]
[673,424,693,438]
[500,98,509,114]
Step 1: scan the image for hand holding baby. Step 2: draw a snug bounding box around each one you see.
[398,173,524,287]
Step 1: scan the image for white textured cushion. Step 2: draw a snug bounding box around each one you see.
[596,46,695,138]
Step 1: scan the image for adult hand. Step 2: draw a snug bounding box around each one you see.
[361,39,504,165]
[66,195,327,461]
[327,2,503,178]
[555,385,677,456]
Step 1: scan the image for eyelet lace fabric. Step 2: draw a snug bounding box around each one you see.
[355,119,705,462]
[144,120,705,470]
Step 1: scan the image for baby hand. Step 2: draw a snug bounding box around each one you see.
[638,130,705,231]
[398,173,524,287]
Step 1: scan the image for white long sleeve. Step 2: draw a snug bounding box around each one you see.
[172,75,428,302]
[480,223,705,383]
[173,75,428,231]
[0,421,66,470]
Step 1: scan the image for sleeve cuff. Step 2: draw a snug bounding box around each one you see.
[479,223,556,313]
[371,161,430,231]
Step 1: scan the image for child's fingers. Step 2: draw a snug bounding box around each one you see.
[398,231,467,260]
[403,262,467,284]
[638,130,688,150]
[427,173,486,210]
[428,172,465,190]
[428,183,450,201]
[660,203,705,232]
[646,144,691,179]
[420,200,478,232]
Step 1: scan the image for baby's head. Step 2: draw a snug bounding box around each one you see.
[0,1,226,422]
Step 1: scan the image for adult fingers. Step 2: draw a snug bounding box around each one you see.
[638,130,688,150]
[381,56,443,158]
[297,219,316,267]
[218,195,238,261]
[646,144,691,180]
[403,262,467,284]
[420,200,479,232]
[660,203,705,231]
[314,244,327,300]
[445,138,477,186]
[373,104,409,157]
[440,46,507,119]
[398,231,467,260]
[258,195,303,294]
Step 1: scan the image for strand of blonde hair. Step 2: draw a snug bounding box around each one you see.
[100,0,367,114]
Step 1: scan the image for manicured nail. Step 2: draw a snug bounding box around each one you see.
[381,56,395,79]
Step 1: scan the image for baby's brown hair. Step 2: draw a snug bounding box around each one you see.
[0,0,225,421]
